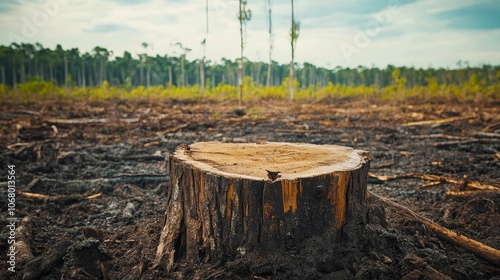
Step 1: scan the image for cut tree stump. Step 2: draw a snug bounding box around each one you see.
[154,141,371,271]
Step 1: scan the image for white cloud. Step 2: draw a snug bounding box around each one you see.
[0,0,498,69]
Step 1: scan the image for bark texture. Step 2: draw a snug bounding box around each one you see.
[154,142,370,271]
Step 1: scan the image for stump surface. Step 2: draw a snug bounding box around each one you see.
[155,141,371,271]
[181,141,365,180]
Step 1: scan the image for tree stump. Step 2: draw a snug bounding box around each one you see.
[154,141,370,271]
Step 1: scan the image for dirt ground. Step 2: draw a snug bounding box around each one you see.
[1,98,499,279]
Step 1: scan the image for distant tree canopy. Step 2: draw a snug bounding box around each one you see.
[0,43,499,89]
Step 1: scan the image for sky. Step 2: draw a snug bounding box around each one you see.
[0,0,499,69]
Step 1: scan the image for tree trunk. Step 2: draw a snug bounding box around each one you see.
[267,0,273,88]
[12,59,17,89]
[266,63,272,87]
[155,141,370,271]
[168,66,173,87]
[20,62,26,83]
[256,62,261,86]
[81,60,86,88]
[147,67,151,87]
[200,59,205,97]
[1,65,5,85]
[290,62,295,100]
[64,56,68,88]
[49,63,53,84]
[181,55,186,88]
[238,59,243,105]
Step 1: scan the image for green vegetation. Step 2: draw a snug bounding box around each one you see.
[1,72,498,104]
[0,43,499,103]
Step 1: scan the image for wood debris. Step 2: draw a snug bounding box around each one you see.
[369,172,500,191]
[370,192,500,266]
[402,115,476,127]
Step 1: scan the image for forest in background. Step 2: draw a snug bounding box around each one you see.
[1,42,499,102]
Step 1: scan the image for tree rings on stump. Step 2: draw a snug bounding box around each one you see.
[155,141,371,271]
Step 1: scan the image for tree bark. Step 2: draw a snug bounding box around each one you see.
[200,59,205,97]
[155,142,370,271]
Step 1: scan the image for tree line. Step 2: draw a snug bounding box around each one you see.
[1,43,499,90]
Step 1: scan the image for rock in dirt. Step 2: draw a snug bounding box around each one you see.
[23,240,73,280]
[61,238,111,279]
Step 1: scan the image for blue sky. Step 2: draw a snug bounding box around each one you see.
[0,0,499,69]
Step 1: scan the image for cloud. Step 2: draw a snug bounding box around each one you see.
[0,0,498,68]
[0,0,19,13]
[83,23,134,33]
[433,2,500,30]
[110,0,154,4]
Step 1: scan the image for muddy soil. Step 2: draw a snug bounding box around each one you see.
[0,98,499,279]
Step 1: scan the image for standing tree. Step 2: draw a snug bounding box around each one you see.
[237,0,252,106]
[200,0,209,97]
[92,46,112,86]
[289,0,300,100]
[141,42,151,87]
[200,39,206,96]
[173,43,191,87]
[10,43,20,89]
[0,46,8,85]
[266,0,273,87]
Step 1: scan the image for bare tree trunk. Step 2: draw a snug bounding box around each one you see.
[77,67,81,87]
[266,0,273,88]
[238,0,249,106]
[81,61,86,88]
[64,56,68,88]
[289,0,297,101]
[49,63,53,83]
[256,62,261,86]
[181,55,185,87]
[168,66,172,86]
[147,67,151,87]
[238,59,243,105]
[20,62,26,83]
[0,65,5,85]
[12,59,17,89]
[290,62,294,100]
[100,59,105,85]
[266,63,272,87]
[200,59,205,97]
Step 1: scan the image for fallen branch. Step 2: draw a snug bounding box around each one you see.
[17,109,42,116]
[370,192,500,266]
[87,193,103,200]
[18,191,50,200]
[402,115,476,127]
[274,128,322,134]
[156,123,189,136]
[433,140,479,148]
[369,172,500,191]
[371,162,395,169]
[409,134,465,140]
[18,191,103,201]
[44,117,139,125]
[446,190,500,198]
[416,181,443,190]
